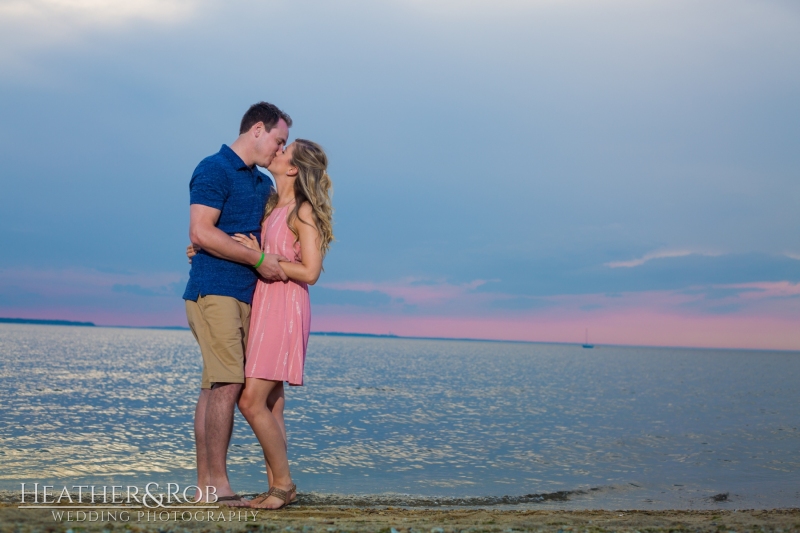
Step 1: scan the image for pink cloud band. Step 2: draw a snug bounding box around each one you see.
[1,268,798,350]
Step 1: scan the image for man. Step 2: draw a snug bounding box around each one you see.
[183,102,292,506]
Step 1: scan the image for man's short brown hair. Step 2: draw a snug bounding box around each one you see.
[239,102,292,134]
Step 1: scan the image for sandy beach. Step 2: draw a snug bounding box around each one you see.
[2,503,799,533]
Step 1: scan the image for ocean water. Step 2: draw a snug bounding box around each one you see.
[0,323,798,509]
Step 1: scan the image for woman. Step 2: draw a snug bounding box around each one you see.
[188,139,333,509]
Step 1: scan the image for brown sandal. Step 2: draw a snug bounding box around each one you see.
[251,484,296,509]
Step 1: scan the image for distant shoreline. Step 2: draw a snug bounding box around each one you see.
[2,317,798,353]
[0,318,512,342]
[0,317,96,327]
[0,317,544,344]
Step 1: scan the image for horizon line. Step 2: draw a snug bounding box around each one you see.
[2,317,798,354]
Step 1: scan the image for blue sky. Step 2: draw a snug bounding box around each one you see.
[1,0,798,348]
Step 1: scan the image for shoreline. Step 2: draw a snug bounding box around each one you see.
[2,504,799,532]
[3,320,798,354]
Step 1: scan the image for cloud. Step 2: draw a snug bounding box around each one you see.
[1,267,798,349]
[311,309,800,351]
[320,278,490,306]
[393,0,560,15]
[0,0,199,68]
[489,296,555,310]
[0,268,187,326]
[718,281,800,299]
[310,278,800,349]
[606,250,700,268]
[313,272,800,323]
[679,286,761,300]
[310,287,393,307]
[0,0,196,26]
[112,282,184,297]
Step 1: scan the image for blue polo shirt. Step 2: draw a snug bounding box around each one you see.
[183,145,273,304]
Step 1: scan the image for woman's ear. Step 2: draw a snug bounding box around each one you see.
[287,166,299,177]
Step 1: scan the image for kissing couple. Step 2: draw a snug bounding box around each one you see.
[183,102,333,509]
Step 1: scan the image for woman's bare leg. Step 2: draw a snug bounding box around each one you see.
[264,382,286,487]
[238,378,294,508]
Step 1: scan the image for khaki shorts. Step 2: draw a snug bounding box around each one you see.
[185,295,251,389]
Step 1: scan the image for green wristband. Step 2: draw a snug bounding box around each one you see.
[253,252,265,269]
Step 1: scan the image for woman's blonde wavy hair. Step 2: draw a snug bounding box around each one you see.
[262,139,334,258]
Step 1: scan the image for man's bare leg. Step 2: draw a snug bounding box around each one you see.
[193,389,212,502]
[205,382,248,506]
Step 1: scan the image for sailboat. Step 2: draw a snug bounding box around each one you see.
[582,329,594,349]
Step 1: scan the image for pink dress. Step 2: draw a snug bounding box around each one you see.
[245,204,311,386]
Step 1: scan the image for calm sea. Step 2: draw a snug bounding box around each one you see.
[0,324,797,509]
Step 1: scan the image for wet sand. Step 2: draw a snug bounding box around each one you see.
[2,503,799,532]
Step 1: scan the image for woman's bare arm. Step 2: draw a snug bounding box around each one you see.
[279,202,323,285]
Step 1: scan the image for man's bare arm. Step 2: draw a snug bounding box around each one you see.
[189,204,288,281]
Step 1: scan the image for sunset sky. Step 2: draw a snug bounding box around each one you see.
[1,0,798,350]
